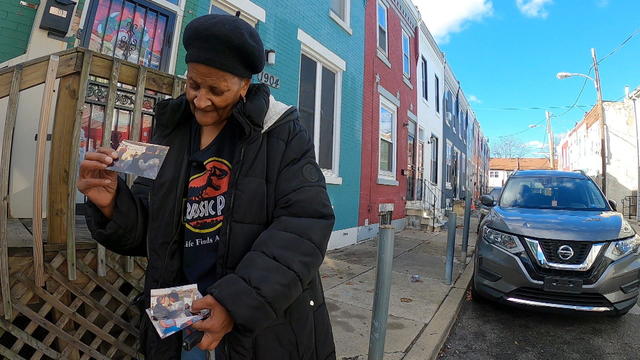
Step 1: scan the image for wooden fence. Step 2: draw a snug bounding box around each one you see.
[0,48,184,359]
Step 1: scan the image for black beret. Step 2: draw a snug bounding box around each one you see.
[183,14,265,78]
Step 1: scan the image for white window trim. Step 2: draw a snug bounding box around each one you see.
[403,77,413,90]
[212,0,266,24]
[377,50,392,69]
[376,1,388,57]
[420,57,428,102]
[329,0,352,35]
[378,96,397,183]
[402,31,411,79]
[298,32,344,183]
[297,29,347,71]
[430,134,439,185]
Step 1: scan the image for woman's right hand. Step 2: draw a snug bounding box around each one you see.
[77,147,119,218]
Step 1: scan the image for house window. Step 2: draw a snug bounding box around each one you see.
[461,153,466,193]
[402,31,411,78]
[444,90,453,126]
[83,0,175,71]
[435,75,440,113]
[406,120,417,200]
[298,53,340,173]
[430,136,438,184]
[379,97,397,178]
[452,147,460,197]
[377,2,388,54]
[421,57,428,101]
[445,141,452,188]
[331,0,349,24]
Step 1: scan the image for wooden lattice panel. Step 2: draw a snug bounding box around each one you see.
[0,250,146,359]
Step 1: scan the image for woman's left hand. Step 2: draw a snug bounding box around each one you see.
[190,295,234,350]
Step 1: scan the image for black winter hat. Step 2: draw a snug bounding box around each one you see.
[183,14,265,78]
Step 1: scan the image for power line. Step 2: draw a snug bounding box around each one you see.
[475,104,592,112]
[490,27,638,140]
[597,27,640,65]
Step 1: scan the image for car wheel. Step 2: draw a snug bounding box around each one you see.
[470,276,487,303]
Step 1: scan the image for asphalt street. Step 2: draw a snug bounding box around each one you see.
[439,292,640,360]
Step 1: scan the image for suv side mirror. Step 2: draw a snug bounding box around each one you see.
[481,195,496,207]
[608,199,617,211]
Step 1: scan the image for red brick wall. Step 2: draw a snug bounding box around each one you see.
[359,0,418,226]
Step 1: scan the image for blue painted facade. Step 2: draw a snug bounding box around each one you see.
[441,82,468,208]
[175,0,365,235]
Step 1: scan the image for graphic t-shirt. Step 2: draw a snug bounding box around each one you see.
[183,120,240,294]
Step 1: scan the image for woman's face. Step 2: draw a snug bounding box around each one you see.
[185,63,250,127]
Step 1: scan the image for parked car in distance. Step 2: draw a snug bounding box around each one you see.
[473,170,640,316]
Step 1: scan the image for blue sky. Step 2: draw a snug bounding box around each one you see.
[414,0,640,156]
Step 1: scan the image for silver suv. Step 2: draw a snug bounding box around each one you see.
[473,170,640,316]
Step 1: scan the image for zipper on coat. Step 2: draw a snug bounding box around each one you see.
[222,142,246,274]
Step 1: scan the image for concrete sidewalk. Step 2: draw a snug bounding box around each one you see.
[321,216,479,360]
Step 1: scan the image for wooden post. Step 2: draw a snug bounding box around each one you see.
[96,58,120,277]
[66,52,92,280]
[124,67,148,273]
[172,77,183,98]
[33,55,60,287]
[48,50,92,281]
[0,65,23,320]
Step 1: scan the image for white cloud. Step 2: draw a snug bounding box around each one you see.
[413,0,494,43]
[468,95,482,104]
[516,0,553,18]
[526,140,545,149]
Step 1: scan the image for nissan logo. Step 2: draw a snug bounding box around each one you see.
[558,245,574,260]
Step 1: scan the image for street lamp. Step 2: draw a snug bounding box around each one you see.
[556,48,607,195]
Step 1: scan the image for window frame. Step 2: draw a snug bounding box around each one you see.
[378,96,398,182]
[329,0,351,32]
[435,75,440,113]
[297,50,343,184]
[377,1,388,56]
[82,0,177,72]
[445,140,453,189]
[430,135,439,185]
[402,31,411,79]
[421,56,428,101]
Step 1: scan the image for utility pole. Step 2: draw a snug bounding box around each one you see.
[546,111,555,169]
[592,48,607,196]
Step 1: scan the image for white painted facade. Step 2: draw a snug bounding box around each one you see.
[488,169,510,188]
[414,20,444,216]
[558,100,638,206]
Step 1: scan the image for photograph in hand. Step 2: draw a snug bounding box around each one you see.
[109,140,169,180]
[146,284,209,339]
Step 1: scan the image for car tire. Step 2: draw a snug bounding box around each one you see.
[470,276,487,303]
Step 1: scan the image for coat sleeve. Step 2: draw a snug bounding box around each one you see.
[84,175,153,257]
[207,120,335,334]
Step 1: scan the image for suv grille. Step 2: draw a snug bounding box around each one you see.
[538,240,592,264]
[510,287,611,308]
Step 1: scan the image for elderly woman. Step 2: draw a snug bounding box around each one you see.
[77,13,336,360]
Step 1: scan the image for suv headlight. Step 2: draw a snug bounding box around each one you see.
[605,235,640,261]
[482,227,525,254]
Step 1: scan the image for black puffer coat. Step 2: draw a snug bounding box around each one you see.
[85,84,336,360]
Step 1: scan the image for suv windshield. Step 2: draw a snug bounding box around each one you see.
[489,187,502,200]
[500,176,609,211]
